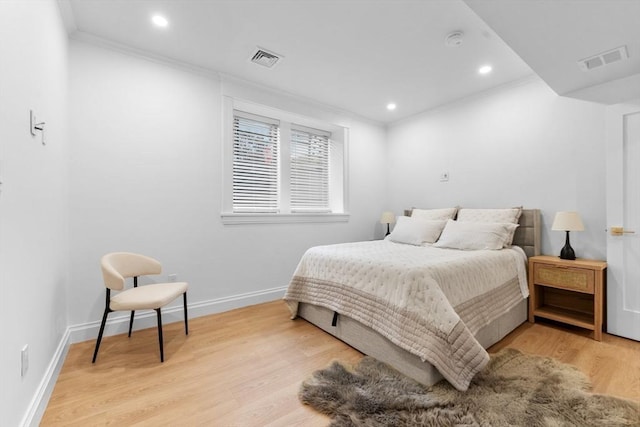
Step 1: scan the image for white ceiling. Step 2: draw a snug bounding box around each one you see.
[465,0,640,105]
[61,0,638,124]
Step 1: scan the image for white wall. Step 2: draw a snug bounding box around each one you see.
[0,1,69,426]
[68,40,387,331]
[387,78,607,260]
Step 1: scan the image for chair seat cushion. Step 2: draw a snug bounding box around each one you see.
[110,282,188,311]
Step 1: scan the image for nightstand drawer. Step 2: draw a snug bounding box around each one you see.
[533,263,595,293]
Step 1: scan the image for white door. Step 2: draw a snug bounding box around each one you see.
[606,100,640,341]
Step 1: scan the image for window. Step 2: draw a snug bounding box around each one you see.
[290,126,330,213]
[232,112,280,213]
[222,98,348,224]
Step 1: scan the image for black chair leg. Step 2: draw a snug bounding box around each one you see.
[128,310,135,337]
[156,308,164,362]
[92,289,111,363]
[92,308,109,363]
[183,292,189,335]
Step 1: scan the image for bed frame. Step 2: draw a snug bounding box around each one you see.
[297,209,541,386]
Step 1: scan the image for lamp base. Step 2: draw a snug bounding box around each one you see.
[559,245,576,260]
[559,231,576,260]
[385,223,391,236]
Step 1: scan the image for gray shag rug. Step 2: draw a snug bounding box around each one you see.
[300,348,640,426]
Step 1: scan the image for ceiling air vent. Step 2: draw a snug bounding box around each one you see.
[578,46,628,71]
[250,48,282,68]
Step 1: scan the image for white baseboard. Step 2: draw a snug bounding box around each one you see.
[68,285,287,343]
[21,328,71,427]
[24,286,287,426]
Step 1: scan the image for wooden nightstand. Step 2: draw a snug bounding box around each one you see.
[528,255,607,341]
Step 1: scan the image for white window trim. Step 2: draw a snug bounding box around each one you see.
[220,212,350,225]
[221,96,350,225]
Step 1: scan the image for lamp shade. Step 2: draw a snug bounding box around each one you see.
[380,211,396,224]
[551,211,584,232]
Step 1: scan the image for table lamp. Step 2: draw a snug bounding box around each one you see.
[551,211,584,260]
[380,211,395,236]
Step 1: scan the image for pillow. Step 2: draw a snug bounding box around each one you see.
[411,207,458,221]
[456,207,522,224]
[388,216,447,246]
[433,220,519,250]
[456,207,522,245]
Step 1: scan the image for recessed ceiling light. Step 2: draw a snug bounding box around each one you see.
[152,15,169,28]
[478,65,492,75]
[386,103,397,111]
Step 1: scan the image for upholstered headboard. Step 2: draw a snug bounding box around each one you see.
[513,209,541,257]
[403,208,541,257]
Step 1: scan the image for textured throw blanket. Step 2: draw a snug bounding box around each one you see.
[284,240,528,391]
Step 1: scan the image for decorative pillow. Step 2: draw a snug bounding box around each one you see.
[433,220,519,250]
[411,207,458,221]
[456,207,522,224]
[388,216,447,246]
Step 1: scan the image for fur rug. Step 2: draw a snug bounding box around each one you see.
[300,348,640,426]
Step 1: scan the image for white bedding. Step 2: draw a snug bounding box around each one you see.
[284,240,528,390]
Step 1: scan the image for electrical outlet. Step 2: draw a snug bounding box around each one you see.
[439,171,450,182]
[21,345,29,378]
[168,274,177,282]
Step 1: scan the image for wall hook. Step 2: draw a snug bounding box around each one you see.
[30,110,46,145]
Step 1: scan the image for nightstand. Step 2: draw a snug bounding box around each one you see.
[528,255,607,341]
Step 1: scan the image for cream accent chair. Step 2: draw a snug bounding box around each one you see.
[92,252,189,363]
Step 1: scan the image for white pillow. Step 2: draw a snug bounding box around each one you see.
[456,207,522,224]
[411,207,458,221]
[388,216,447,245]
[433,220,519,250]
[456,208,522,245]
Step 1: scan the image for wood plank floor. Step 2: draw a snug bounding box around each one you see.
[42,301,640,426]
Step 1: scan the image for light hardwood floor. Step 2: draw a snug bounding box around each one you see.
[42,301,640,426]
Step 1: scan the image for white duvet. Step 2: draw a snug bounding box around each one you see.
[284,240,528,390]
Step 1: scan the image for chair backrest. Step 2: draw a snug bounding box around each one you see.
[101,252,162,290]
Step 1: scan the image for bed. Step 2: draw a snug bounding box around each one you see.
[284,208,540,391]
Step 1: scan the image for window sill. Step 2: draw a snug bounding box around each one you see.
[221,212,350,225]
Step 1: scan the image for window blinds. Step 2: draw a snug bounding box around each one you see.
[290,126,330,212]
[232,113,280,212]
